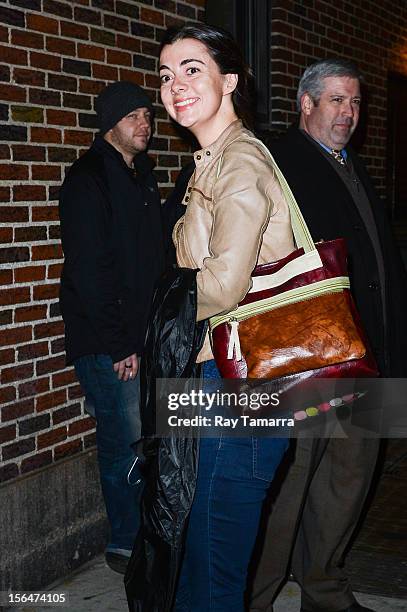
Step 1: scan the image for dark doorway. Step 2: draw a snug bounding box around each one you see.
[387,73,407,260]
[205,0,271,128]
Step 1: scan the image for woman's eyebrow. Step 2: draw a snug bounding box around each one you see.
[180,58,206,66]
[159,58,206,71]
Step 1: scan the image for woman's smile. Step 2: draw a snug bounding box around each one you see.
[173,97,200,110]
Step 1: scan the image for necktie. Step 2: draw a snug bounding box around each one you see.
[330,149,346,166]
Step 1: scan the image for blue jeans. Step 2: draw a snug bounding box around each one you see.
[74,354,143,552]
[175,361,288,611]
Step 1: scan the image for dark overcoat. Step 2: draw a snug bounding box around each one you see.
[270,127,407,377]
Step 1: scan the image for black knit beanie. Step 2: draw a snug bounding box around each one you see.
[95,81,154,135]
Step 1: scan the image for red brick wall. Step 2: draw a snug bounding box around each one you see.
[2,0,407,484]
[269,0,407,197]
[0,0,204,484]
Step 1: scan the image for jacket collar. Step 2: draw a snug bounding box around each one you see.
[192,119,244,167]
[92,134,155,176]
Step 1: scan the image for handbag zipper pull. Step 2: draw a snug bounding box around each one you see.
[227,318,242,361]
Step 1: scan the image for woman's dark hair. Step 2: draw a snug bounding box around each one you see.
[160,23,254,130]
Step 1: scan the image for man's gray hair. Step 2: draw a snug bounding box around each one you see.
[296,58,364,111]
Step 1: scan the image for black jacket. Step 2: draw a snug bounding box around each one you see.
[59,136,165,364]
[125,267,207,612]
[270,127,407,376]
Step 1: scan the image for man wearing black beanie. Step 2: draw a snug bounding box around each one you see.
[59,81,165,574]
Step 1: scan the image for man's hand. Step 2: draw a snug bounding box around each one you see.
[113,353,138,381]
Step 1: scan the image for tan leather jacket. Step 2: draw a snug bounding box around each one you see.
[173,120,295,361]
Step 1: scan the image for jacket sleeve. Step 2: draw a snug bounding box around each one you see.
[59,170,136,362]
[196,142,273,321]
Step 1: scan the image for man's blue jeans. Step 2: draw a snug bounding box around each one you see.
[74,354,142,553]
[175,361,288,611]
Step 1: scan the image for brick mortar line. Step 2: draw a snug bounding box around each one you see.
[0,147,86,153]
[0,318,62,329]
[2,225,61,230]
[9,305,61,313]
[0,282,62,290]
[0,183,62,188]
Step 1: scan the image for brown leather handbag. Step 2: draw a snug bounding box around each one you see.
[209,143,379,381]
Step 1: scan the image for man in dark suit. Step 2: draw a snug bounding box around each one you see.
[250,59,407,612]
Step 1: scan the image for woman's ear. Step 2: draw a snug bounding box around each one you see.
[223,73,238,95]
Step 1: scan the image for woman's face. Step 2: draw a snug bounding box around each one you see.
[159,38,236,141]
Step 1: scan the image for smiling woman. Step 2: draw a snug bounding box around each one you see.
[126,23,295,612]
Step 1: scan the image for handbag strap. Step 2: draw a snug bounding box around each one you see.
[246,137,319,256]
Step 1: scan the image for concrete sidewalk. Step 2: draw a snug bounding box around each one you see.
[7,554,407,612]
